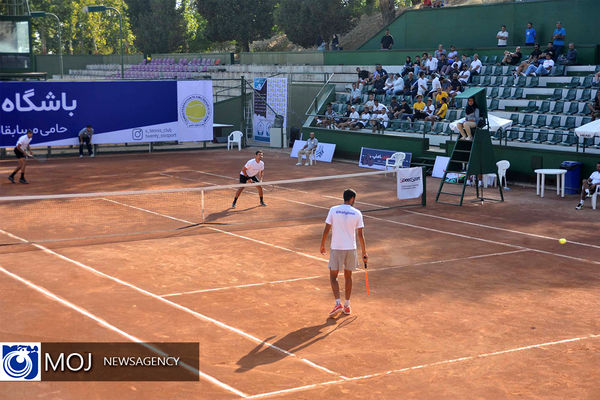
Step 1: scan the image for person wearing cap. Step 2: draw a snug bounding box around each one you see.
[296,132,319,166]
[552,21,566,58]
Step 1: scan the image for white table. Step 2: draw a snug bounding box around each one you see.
[535,169,567,198]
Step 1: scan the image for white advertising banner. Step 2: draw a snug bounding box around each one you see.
[290,140,336,163]
[176,80,214,142]
[397,167,423,200]
[253,77,287,143]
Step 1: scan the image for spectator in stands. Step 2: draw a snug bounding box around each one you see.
[513,61,529,78]
[587,91,600,120]
[525,53,554,76]
[426,54,438,74]
[338,106,359,130]
[594,71,600,86]
[296,132,319,165]
[335,105,353,129]
[396,99,413,120]
[501,46,522,66]
[434,88,449,107]
[372,99,387,114]
[388,97,400,118]
[79,125,94,158]
[370,75,386,95]
[317,104,336,128]
[402,56,414,76]
[392,73,405,95]
[541,41,555,60]
[331,34,340,51]
[411,95,427,121]
[347,82,362,105]
[575,162,600,210]
[420,53,429,70]
[381,29,394,50]
[426,97,448,122]
[460,54,471,69]
[557,43,577,65]
[440,59,454,77]
[352,108,371,130]
[316,35,326,51]
[441,76,452,93]
[374,64,388,80]
[356,67,370,88]
[448,73,463,105]
[457,97,480,140]
[365,93,375,108]
[525,22,536,46]
[373,109,389,133]
[416,71,429,97]
[470,54,482,78]
[433,0,444,7]
[447,46,458,64]
[496,25,509,47]
[406,72,418,97]
[527,43,542,63]
[552,21,566,58]
[438,54,448,74]
[458,65,471,85]
[434,44,446,60]
[424,98,435,119]
[422,0,432,7]
[384,74,395,95]
[429,73,442,97]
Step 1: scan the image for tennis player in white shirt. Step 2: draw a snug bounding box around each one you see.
[232,150,266,208]
[8,130,34,184]
[576,161,600,210]
[320,189,368,317]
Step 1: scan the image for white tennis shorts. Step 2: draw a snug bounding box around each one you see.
[328,249,357,271]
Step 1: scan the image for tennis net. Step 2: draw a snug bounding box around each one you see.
[0,168,425,250]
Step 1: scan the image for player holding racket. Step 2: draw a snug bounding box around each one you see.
[8,130,34,184]
[231,150,267,208]
[320,188,368,317]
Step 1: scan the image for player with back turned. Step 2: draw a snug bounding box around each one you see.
[232,150,267,208]
[8,130,34,184]
[320,189,368,317]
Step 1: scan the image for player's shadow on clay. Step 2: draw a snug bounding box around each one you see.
[235,315,357,373]
[200,205,261,224]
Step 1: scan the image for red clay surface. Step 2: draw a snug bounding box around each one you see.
[0,148,599,399]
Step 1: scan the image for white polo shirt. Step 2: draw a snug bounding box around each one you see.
[16,134,32,150]
[589,171,600,185]
[470,59,482,72]
[497,30,508,46]
[241,158,264,178]
[325,204,364,250]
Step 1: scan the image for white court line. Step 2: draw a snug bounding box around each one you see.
[0,227,344,382]
[160,249,528,298]
[0,266,248,399]
[246,333,600,399]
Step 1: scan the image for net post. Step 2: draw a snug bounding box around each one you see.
[421,166,427,207]
[201,190,205,223]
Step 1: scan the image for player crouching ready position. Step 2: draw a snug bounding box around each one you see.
[320,189,368,317]
[8,129,34,184]
[232,150,267,208]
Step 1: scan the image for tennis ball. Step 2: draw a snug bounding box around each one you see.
[185,100,207,122]
[559,238,567,245]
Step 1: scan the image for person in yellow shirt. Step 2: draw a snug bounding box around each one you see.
[434,88,449,107]
[411,94,427,121]
[426,97,448,122]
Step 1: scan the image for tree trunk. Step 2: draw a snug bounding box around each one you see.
[379,0,396,25]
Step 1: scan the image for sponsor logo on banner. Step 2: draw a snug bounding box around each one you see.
[253,77,287,143]
[397,167,423,200]
[179,94,212,127]
[290,140,336,163]
[0,343,41,381]
[358,147,411,170]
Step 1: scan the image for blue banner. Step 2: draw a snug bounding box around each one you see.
[0,80,213,147]
[358,147,412,170]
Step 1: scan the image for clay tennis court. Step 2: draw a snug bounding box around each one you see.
[1,148,599,399]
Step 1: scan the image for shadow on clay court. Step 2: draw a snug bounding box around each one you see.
[235,315,357,373]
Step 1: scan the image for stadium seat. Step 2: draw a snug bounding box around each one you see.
[526,76,539,88]
[399,121,411,132]
[581,116,593,125]
[514,76,527,87]
[471,76,481,85]
[489,87,499,98]
[509,87,523,99]
[549,88,563,101]
[533,115,547,128]
[547,116,562,129]
[488,56,498,65]
[578,89,592,101]
[389,120,401,131]
[481,66,491,75]
[520,114,533,127]
[491,76,504,87]
[432,122,444,134]
[532,129,550,144]
[566,77,580,88]
[560,132,578,146]
[549,130,564,145]
[517,128,534,142]
[444,124,454,135]
[579,76,593,88]
[490,128,502,140]
[583,137,595,148]
[523,101,538,113]
[478,76,491,87]
[579,105,592,116]
[509,113,520,125]
[445,110,457,122]
[499,87,512,99]
[552,65,566,76]
[489,98,500,111]
[423,121,432,134]
[411,121,425,133]
[534,101,550,114]
[564,89,577,101]
[480,56,489,64]
[493,66,503,76]
[551,101,565,114]
[564,116,576,130]
[565,102,579,115]
[506,128,520,141]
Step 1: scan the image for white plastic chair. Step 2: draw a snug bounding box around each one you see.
[308,148,317,166]
[592,185,600,210]
[497,160,510,190]
[227,130,243,151]
[385,152,406,176]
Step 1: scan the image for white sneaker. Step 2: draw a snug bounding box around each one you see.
[79,155,83,158]
[90,153,95,158]
[305,163,310,166]
[295,162,302,166]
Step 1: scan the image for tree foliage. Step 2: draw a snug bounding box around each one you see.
[197,0,277,52]
[125,0,185,54]
[276,0,365,48]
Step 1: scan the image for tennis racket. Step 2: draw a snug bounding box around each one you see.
[363,256,369,296]
[28,153,47,163]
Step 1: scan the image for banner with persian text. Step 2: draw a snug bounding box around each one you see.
[252,77,287,143]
